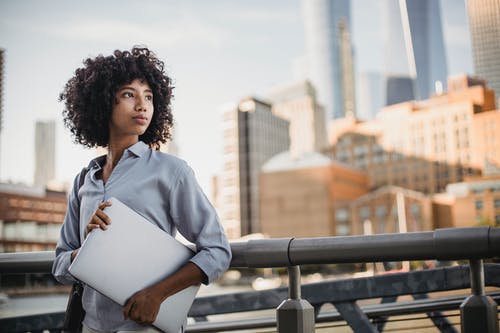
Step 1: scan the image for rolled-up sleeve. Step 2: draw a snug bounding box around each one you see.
[52,174,81,285]
[169,165,232,284]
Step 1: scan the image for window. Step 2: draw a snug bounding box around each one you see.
[472,188,484,194]
[360,207,370,219]
[495,198,500,209]
[376,205,387,218]
[410,203,421,216]
[336,223,350,236]
[335,208,349,222]
[475,200,483,210]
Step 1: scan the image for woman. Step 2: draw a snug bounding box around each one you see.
[52,47,232,332]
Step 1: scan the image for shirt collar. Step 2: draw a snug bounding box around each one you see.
[89,141,149,170]
[127,141,149,158]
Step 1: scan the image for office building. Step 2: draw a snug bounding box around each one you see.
[266,80,327,158]
[220,98,289,238]
[338,17,356,118]
[434,177,500,228]
[325,75,498,194]
[334,186,433,236]
[0,49,3,134]
[385,0,448,101]
[385,76,415,106]
[260,152,368,238]
[0,183,67,252]
[357,72,385,121]
[302,0,351,120]
[34,120,56,188]
[467,0,500,99]
[0,49,4,173]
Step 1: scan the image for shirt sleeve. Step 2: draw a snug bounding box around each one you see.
[168,164,232,284]
[52,173,82,285]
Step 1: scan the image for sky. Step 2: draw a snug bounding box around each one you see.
[0,0,473,194]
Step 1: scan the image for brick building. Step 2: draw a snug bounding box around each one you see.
[0,184,67,252]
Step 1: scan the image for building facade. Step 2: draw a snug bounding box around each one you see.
[357,71,385,121]
[334,186,433,236]
[0,184,67,252]
[467,0,500,99]
[0,49,4,173]
[434,178,500,228]
[266,80,327,159]
[220,98,290,238]
[302,0,351,120]
[385,76,415,106]
[0,49,3,135]
[260,152,368,238]
[34,120,56,188]
[325,75,497,194]
[384,0,448,102]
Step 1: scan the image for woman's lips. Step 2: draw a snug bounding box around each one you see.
[133,116,148,125]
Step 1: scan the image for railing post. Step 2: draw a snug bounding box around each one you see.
[460,259,499,333]
[277,266,315,333]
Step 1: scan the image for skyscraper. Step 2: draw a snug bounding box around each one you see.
[34,120,56,188]
[357,72,385,120]
[0,49,4,135]
[338,18,356,118]
[220,98,290,238]
[0,49,4,175]
[385,0,448,101]
[267,80,327,158]
[385,75,415,105]
[302,0,351,120]
[467,0,500,99]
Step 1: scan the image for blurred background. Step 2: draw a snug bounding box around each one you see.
[0,0,499,327]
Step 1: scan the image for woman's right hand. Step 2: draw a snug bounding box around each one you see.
[85,201,113,237]
[71,248,80,262]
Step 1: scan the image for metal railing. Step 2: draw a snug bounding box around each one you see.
[1,226,500,332]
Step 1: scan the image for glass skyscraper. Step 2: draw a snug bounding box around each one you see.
[303,0,351,120]
[467,0,500,99]
[386,0,448,101]
[34,120,56,188]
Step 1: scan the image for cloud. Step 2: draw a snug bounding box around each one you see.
[1,15,230,49]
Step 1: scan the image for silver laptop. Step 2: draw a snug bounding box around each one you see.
[69,197,200,333]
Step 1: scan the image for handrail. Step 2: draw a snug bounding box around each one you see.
[1,227,499,333]
[1,227,500,273]
[233,227,500,267]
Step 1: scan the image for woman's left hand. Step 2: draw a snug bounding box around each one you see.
[123,262,205,325]
[123,286,163,325]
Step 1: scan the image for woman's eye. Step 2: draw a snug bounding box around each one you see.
[123,92,133,98]
[145,95,153,101]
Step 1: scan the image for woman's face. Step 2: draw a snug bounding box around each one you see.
[109,79,154,140]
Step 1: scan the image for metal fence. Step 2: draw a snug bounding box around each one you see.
[1,227,500,333]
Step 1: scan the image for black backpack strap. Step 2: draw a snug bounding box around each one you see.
[78,167,88,191]
[76,167,89,247]
[63,167,89,332]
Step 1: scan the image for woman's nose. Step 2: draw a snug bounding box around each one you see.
[135,96,147,111]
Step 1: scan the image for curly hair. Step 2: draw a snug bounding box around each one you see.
[60,47,174,148]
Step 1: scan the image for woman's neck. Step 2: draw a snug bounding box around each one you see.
[106,136,139,168]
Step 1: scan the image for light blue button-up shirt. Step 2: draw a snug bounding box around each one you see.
[52,141,232,331]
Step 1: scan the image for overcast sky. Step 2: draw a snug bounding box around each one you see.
[0,0,472,193]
